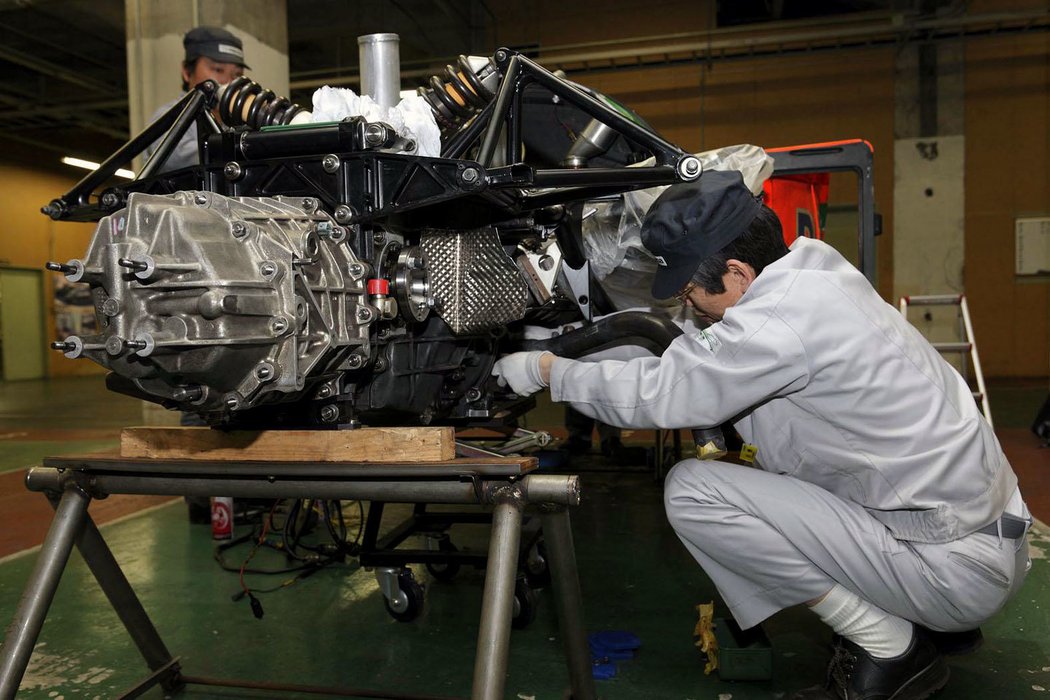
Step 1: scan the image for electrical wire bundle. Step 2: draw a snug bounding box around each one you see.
[214,499,364,619]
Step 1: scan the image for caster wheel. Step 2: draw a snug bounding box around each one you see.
[512,576,537,630]
[425,536,461,582]
[385,569,425,622]
[525,539,551,588]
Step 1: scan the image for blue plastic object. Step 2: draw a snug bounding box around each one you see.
[591,661,617,680]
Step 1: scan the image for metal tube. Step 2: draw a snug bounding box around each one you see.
[73,513,177,683]
[137,90,207,180]
[0,486,90,697]
[358,33,401,109]
[471,498,523,700]
[539,507,597,700]
[522,474,580,507]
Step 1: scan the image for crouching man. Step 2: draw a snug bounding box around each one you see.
[492,170,1031,699]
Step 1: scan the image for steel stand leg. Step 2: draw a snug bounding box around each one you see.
[541,507,597,700]
[471,498,523,700]
[0,486,90,697]
[72,507,180,691]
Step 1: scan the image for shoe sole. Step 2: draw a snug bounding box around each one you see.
[888,657,950,700]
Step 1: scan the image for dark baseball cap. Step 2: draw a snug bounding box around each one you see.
[184,26,250,68]
[640,170,763,299]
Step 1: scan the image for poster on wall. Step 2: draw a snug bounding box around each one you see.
[53,275,96,339]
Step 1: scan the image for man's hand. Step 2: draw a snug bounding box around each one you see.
[492,351,555,397]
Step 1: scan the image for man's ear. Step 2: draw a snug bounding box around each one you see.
[725,259,757,291]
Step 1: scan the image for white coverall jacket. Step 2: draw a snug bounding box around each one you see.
[550,238,1027,628]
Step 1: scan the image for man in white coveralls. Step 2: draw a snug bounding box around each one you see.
[492,170,1031,700]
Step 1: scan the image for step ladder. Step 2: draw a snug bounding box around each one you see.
[899,294,993,429]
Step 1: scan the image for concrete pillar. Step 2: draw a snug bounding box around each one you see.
[125,0,290,136]
[893,36,967,366]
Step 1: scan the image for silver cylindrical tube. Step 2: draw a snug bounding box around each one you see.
[358,33,401,109]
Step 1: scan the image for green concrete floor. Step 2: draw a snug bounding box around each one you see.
[1,377,1048,699]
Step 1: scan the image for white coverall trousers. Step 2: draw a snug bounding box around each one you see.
[664,459,1031,631]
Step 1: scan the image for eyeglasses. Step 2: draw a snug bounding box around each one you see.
[672,282,697,305]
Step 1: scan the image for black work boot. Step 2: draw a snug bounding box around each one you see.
[791,632,949,699]
[918,626,983,656]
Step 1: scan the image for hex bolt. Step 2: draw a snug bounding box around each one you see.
[223,162,243,181]
[319,405,339,423]
[101,298,121,317]
[356,306,374,323]
[270,317,289,334]
[461,167,479,184]
[322,154,341,173]
[101,192,121,208]
[194,193,208,205]
[334,205,353,224]
[466,387,483,402]
[105,336,126,356]
[260,261,277,278]
[317,385,333,399]
[346,354,364,370]
[347,262,366,278]
[255,365,273,380]
[301,197,316,212]
[495,50,507,62]
[372,232,386,244]
[225,395,240,410]
[231,221,248,238]
[676,156,702,180]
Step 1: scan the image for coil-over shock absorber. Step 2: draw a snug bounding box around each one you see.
[418,55,500,133]
[218,76,310,128]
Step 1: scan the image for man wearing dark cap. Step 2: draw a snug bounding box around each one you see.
[144,26,249,171]
[492,170,1030,700]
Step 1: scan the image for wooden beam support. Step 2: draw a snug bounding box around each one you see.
[120,427,456,463]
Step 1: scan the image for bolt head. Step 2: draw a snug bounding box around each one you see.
[317,385,333,398]
[101,298,120,317]
[322,154,340,173]
[461,167,479,183]
[223,162,243,181]
[270,317,289,334]
[356,307,374,323]
[255,365,272,380]
[194,193,208,205]
[231,221,248,238]
[101,192,120,208]
[320,405,339,422]
[301,197,316,212]
[334,205,352,224]
[260,262,277,277]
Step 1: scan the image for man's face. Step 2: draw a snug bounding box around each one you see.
[677,259,756,324]
[183,57,244,89]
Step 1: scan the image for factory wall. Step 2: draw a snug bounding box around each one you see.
[490,0,1049,379]
[0,165,105,379]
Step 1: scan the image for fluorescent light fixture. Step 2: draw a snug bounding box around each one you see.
[61,156,135,180]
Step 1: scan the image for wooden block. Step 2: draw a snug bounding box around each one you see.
[120,426,456,463]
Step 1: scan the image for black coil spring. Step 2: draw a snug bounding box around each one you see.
[218,76,307,129]
[419,55,496,132]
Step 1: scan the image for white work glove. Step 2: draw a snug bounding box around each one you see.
[492,351,552,397]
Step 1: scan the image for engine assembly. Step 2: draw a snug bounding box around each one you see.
[44,43,700,428]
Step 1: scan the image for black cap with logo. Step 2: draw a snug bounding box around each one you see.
[183,26,250,69]
[640,170,763,299]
